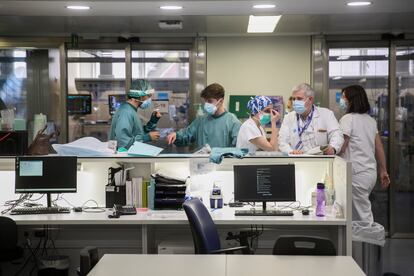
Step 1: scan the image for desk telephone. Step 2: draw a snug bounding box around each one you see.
[108,204,137,218]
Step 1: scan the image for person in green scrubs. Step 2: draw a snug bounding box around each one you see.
[167,83,241,149]
[109,79,161,150]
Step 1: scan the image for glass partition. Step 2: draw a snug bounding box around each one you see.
[392,46,414,234]
[67,49,126,142]
[132,50,190,150]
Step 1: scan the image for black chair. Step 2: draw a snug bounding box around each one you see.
[183,198,248,254]
[78,246,100,276]
[0,217,24,276]
[272,236,336,256]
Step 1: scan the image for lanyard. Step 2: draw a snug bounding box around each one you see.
[295,106,314,150]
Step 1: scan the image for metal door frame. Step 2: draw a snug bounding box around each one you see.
[389,39,414,238]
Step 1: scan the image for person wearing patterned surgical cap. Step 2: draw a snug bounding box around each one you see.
[109,79,161,150]
[236,96,281,153]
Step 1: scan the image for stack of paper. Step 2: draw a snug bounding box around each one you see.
[127,141,163,157]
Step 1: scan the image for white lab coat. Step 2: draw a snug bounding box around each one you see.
[279,106,344,154]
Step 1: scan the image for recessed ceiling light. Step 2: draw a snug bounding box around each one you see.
[253,4,276,9]
[66,5,91,10]
[160,5,183,10]
[346,1,372,6]
[332,76,342,80]
[247,15,281,33]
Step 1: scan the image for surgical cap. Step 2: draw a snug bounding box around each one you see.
[247,96,272,115]
[127,79,154,98]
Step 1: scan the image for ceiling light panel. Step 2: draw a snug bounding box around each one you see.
[247,15,281,33]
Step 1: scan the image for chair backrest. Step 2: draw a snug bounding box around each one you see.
[183,198,221,254]
[79,246,99,276]
[272,236,336,256]
[0,217,18,252]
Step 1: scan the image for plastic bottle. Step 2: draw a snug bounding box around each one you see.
[316,183,326,217]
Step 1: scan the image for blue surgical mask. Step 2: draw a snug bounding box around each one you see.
[204,102,218,115]
[339,98,348,111]
[293,100,307,115]
[139,98,152,110]
[259,113,271,125]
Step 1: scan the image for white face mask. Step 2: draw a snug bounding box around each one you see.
[203,99,221,115]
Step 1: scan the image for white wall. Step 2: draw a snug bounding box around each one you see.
[206,36,311,106]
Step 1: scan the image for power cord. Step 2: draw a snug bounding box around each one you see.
[2,194,33,214]
[53,195,106,213]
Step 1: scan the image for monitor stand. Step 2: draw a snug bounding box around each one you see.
[46,193,53,208]
[262,202,267,212]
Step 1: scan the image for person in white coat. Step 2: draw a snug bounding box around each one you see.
[338,85,390,223]
[236,96,280,153]
[279,83,344,155]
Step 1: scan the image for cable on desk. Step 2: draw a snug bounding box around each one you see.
[53,195,106,212]
[1,194,32,214]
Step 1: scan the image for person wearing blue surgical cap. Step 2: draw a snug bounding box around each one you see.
[109,79,161,149]
[236,96,281,153]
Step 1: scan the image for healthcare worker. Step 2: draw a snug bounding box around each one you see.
[109,79,161,150]
[167,83,241,148]
[338,85,390,223]
[236,96,280,153]
[279,83,343,155]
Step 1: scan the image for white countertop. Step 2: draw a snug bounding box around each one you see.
[87,254,364,276]
[4,207,346,226]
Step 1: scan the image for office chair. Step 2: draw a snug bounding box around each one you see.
[77,246,100,276]
[272,236,336,256]
[183,198,248,254]
[0,216,24,276]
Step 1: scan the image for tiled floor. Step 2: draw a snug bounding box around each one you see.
[382,238,414,276]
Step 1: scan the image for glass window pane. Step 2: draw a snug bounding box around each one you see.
[131,50,190,150]
[132,50,189,79]
[0,49,27,118]
[67,49,126,142]
[393,46,414,234]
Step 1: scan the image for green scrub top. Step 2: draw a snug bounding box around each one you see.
[175,111,241,148]
[109,102,158,149]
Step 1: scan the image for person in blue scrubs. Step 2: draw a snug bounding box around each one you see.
[166,83,241,149]
[109,79,161,150]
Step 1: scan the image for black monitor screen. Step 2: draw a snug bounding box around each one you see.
[234,164,295,202]
[15,156,77,193]
[68,94,92,115]
[109,94,127,115]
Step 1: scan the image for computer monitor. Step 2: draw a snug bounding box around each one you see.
[15,156,77,207]
[67,94,92,115]
[234,164,295,211]
[108,94,127,115]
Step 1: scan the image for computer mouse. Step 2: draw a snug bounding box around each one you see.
[302,209,310,215]
[73,207,83,212]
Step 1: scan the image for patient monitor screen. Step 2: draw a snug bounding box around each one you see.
[234,164,295,202]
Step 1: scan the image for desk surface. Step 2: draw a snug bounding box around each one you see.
[226,255,365,276]
[87,254,364,276]
[87,254,226,276]
[5,207,346,226]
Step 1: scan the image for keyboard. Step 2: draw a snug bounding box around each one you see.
[235,210,294,216]
[10,207,71,215]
